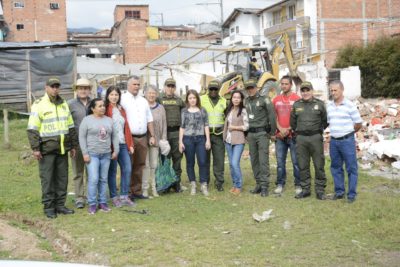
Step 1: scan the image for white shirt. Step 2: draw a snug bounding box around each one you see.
[121,91,153,135]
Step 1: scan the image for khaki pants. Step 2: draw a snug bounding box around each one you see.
[143,146,159,193]
[71,147,87,203]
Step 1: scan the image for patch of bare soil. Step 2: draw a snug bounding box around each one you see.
[0,214,109,265]
[373,251,400,266]
[0,219,52,260]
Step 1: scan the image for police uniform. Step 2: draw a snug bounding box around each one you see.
[201,80,227,190]
[27,77,78,218]
[245,79,276,196]
[290,81,328,199]
[160,78,185,191]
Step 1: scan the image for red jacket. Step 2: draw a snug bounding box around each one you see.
[105,104,134,150]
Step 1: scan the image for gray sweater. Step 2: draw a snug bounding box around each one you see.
[79,115,119,156]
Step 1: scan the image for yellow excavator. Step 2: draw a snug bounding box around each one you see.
[217,32,301,99]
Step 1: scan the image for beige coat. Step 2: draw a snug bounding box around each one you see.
[223,108,249,145]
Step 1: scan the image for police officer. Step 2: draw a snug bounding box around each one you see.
[290,81,328,200]
[245,79,276,197]
[27,77,78,218]
[201,80,227,191]
[160,78,185,192]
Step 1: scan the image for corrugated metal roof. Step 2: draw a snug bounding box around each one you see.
[0,42,78,50]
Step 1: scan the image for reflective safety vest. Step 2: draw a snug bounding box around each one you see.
[27,93,75,154]
[201,95,227,135]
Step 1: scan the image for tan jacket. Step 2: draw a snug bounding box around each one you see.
[223,108,249,145]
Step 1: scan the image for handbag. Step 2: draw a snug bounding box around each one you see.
[155,154,178,192]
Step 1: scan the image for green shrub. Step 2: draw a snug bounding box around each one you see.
[334,37,400,98]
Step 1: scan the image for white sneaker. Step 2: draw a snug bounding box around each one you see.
[190,181,196,195]
[200,183,209,197]
[274,185,283,194]
[295,186,302,196]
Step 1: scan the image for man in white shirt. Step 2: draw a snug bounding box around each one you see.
[121,76,156,200]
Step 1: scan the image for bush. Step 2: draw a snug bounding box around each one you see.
[333,37,400,98]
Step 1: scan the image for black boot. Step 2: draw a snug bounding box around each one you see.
[249,185,261,194]
[260,188,269,197]
[174,182,182,193]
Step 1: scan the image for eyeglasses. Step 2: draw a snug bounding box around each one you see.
[50,84,60,89]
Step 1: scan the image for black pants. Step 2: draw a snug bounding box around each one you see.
[39,153,69,212]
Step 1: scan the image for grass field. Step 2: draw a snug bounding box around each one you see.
[0,118,400,266]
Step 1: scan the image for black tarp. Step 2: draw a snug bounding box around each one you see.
[0,46,75,112]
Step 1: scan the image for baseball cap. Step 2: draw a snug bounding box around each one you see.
[164,78,176,87]
[300,81,314,91]
[46,77,61,87]
[208,80,221,90]
[244,79,257,89]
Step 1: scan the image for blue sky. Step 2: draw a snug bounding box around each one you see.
[66,0,278,29]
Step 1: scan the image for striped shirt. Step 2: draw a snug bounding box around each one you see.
[327,98,362,138]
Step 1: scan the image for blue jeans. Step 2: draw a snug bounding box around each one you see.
[225,143,244,189]
[183,135,208,183]
[86,152,111,206]
[108,144,132,198]
[330,135,358,200]
[275,137,300,187]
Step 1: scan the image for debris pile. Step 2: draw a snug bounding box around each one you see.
[355,98,400,172]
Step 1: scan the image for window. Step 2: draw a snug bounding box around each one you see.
[230,27,234,34]
[236,26,239,34]
[272,10,280,25]
[14,2,24,8]
[125,10,141,19]
[50,3,60,10]
[288,5,296,20]
[16,24,24,30]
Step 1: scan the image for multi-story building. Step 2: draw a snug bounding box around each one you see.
[222,8,262,46]
[0,0,67,42]
[223,0,400,67]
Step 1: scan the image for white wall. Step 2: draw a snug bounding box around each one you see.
[304,0,318,54]
[340,66,361,100]
[223,12,260,46]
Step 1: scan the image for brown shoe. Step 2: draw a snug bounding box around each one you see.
[230,188,241,196]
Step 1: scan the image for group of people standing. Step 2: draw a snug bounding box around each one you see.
[27,74,362,219]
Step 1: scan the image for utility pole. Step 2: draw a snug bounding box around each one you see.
[196,0,224,42]
[151,13,164,26]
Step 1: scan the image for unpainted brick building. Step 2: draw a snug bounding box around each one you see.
[1,0,67,42]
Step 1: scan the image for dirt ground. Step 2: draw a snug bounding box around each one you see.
[0,219,52,260]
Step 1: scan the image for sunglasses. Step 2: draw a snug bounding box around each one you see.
[209,88,219,91]
[167,84,176,88]
[300,88,311,92]
[50,84,60,89]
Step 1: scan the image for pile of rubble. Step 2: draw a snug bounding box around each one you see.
[355,98,400,173]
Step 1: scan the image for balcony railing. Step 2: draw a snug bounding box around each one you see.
[264,16,310,36]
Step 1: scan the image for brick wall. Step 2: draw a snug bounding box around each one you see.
[112,19,168,64]
[318,0,400,67]
[114,5,149,24]
[2,0,67,42]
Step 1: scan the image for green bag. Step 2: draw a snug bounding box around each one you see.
[155,154,178,192]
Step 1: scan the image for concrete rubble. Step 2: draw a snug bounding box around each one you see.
[353,98,400,175]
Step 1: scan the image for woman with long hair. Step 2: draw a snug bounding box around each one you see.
[223,90,249,195]
[105,86,136,207]
[79,98,119,214]
[179,90,211,196]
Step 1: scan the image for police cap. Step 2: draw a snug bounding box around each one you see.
[164,78,176,87]
[300,81,314,91]
[244,79,257,89]
[46,77,61,87]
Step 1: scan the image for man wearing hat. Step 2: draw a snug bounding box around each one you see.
[27,77,78,218]
[290,81,328,200]
[200,80,227,191]
[159,78,185,192]
[67,78,92,208]
[244,79,276,197]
